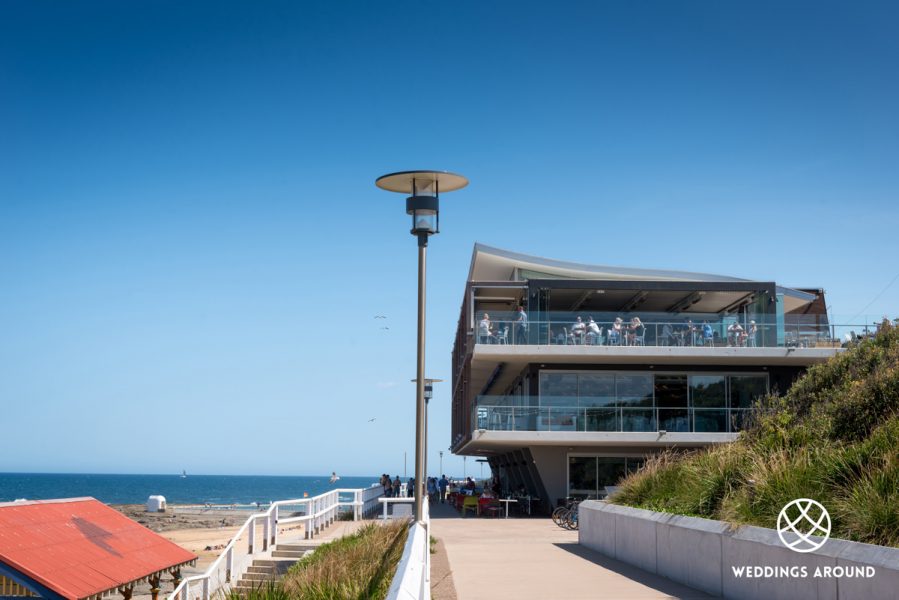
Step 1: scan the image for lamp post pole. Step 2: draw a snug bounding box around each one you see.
[377,170,468,523]
[439,451,444,475]
[411,377,443,489]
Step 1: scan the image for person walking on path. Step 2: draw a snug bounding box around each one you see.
[438,475,449,503]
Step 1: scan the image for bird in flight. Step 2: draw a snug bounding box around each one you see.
[368,418,376,422]
[374,315,387,319]
[380,326,389,330]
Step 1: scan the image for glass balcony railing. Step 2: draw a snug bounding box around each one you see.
[471,311,877,349]
[474,403,751,434]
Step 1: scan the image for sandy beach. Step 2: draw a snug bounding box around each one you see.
[113,503,345,599]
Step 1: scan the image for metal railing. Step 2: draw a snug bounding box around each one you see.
[474,404,751,434]
[473,317,873,349]
[168,485,384,600]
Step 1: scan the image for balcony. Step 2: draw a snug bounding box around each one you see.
[472,312,869,349]
[474,403,751,434]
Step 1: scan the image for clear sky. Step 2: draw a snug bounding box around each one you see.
[1,1,897,478]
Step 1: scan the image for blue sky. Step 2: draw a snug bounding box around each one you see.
[1,1,897,477]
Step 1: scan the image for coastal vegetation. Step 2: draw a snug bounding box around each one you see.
[234,520,408,600]
[611,321,899,547]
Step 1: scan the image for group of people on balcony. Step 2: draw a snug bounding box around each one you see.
[477,310,758,347]
[478,305,528,345]
[659,319,758,347]
[560,316,646,346]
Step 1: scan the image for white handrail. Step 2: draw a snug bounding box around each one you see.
[168,485,383,600]
[385,497,431,600]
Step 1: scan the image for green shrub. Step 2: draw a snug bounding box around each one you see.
[612,321,899,547]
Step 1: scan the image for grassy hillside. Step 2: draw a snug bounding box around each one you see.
[611,321,899,547]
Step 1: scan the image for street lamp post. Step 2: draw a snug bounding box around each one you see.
[439,451,444,476]
[411,377,443,484]
[377,170,468,523]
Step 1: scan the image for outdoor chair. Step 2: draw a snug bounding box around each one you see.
[633,327,646,346]
[478,497,502,517]
[461,495,480,517]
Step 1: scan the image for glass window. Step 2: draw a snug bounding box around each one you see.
[694,409,728,432]
[730,375,768,408]
[655,374,688,408]
[585,407,618,431]
[568,456,597,497]
[658,408,690,432]
[616,374,653,407]
[625,457,645,475]
[596,457,627,489]
[578,373,616,407]
[540,373,578,407]
[690,375,726,408]
[621,408,656,431]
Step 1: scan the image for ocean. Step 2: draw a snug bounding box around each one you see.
[0,473,380,505]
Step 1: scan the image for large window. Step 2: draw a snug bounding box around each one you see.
[692,375,727,432]
[536,370,768,433]
[568,455,645,498]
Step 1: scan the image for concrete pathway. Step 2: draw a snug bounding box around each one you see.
[429,502,711,600]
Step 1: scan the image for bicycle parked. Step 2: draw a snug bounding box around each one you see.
[552,498,582,530]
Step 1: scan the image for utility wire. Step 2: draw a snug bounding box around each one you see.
[849,272,899,322]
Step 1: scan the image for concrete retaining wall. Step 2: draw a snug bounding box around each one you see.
[579,501,899,600]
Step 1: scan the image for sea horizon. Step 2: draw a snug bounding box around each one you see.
[0,472,383,505]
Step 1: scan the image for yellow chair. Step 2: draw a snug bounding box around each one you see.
[461,495,479,517]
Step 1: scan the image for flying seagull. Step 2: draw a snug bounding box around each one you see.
[374,315,387,319]
[368,417,377,422]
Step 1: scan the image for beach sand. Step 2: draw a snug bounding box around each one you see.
[115,504,356,600]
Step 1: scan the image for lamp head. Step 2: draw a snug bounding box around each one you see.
[375,170,468,237]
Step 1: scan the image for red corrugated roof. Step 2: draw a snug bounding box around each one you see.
[0,498,197,600]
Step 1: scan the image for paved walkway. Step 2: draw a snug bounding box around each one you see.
[429,502,711,600]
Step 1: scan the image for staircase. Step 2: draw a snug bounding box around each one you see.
[232,544,314,593]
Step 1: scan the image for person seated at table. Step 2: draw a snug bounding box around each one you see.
[727,321,745,346]
[570,316,586,343]
[478,313,493,344]
[627,317,644,345]
[609,317,624,345]
[585,317,602,344]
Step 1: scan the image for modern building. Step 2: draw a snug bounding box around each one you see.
[449,244,845,512]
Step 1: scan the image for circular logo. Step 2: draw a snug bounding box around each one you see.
[777,498,831,553]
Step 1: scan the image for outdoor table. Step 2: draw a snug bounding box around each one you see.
[498,498,518,518]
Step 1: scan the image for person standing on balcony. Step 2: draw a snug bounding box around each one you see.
[478,313,493,344]
[586,317,601,344]
[514,305,528,344]
[392,475,401,498]
[748,320,758,346]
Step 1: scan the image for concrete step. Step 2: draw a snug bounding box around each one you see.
[275,544,315,552]
[242,572,277,582]
[251,558,296,567]
[271,550,305,558]
[246,565,277,575]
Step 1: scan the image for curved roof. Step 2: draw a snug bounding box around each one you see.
[468,243,751,283]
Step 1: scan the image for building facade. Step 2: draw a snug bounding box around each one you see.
[450,244,843,512]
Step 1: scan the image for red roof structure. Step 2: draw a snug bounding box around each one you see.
[0,498,196,600]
